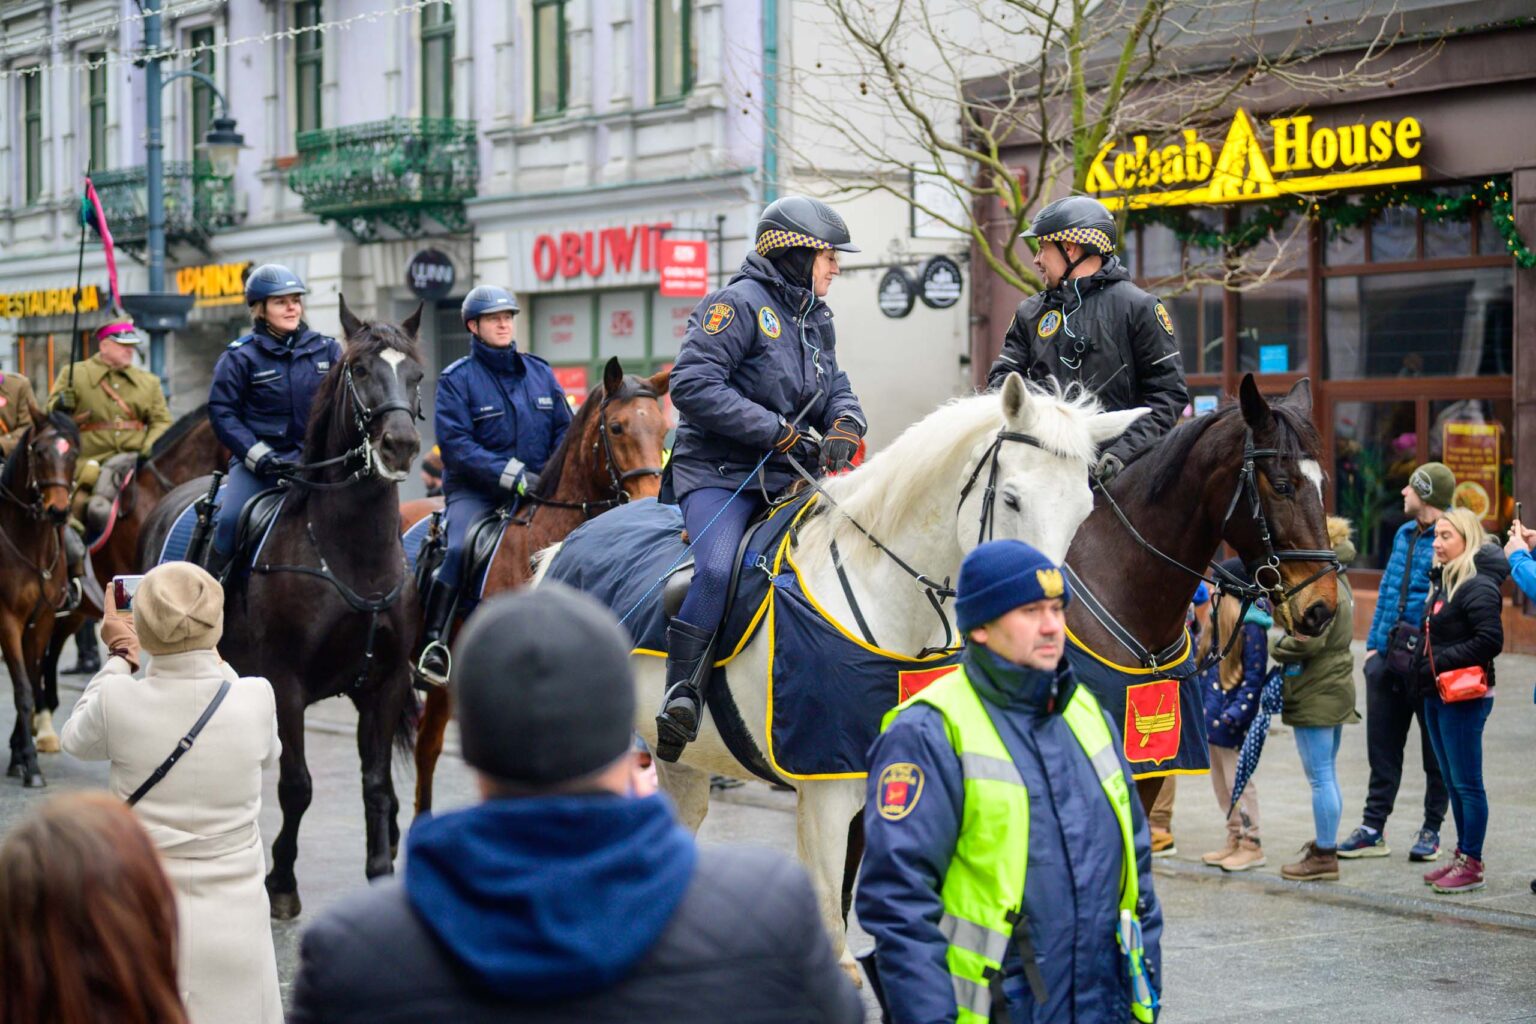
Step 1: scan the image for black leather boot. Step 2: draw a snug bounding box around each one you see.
[68,622,101,675]
[414,576,458,688]
[655,620,715,763]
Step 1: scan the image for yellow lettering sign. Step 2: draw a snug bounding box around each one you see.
[176,261,251,307]
[0,285,100,321]
[1086,107,1425,210]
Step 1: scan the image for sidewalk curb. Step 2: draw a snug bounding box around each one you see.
[1155,857,1536,934]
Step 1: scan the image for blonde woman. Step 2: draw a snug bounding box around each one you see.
[1416,508,1507,894]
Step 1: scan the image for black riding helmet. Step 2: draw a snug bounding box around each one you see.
[754,196,858,290]
[1020,195,1117,279]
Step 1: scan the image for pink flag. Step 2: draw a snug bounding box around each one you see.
[81,178,120,308]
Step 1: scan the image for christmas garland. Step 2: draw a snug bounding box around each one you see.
[1125,176,1534,268]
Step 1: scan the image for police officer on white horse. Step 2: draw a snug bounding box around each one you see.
[416,286,572,685]
[987,196,1188,483]
[658,195,867,762]
[208,264,342,561]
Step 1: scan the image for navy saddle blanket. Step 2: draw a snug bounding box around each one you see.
[547,494,961,779]
[1065,631,1209,779]
[156,485,283,567]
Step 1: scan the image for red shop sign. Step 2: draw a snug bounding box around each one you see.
[658,239,709,297]
[532,222,674,282]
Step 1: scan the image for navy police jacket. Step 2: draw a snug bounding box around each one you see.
[209,323,343,469]
[1365,519,1436,652]
[857,645,1163,1024]
[669,254,864,499]
[435,338,572,497]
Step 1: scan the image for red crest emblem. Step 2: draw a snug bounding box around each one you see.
[1123,678,1180,766]
[898,664,960,702]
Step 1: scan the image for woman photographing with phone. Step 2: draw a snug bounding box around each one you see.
[1415,508,1507,894]
[60,562,283,1024]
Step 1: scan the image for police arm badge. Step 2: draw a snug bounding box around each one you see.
[702,302,735,335]
[1153,302,1175,336]
[877,762,925,821]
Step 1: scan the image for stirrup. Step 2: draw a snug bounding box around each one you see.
[61,578,82,612]
[655,686,702,762]
[414,640,451,688]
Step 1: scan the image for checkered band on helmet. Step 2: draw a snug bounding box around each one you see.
[1039,227,1115,255]
[755,229,836,257]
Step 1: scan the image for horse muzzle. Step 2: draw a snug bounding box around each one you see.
[1294,599,1335,638]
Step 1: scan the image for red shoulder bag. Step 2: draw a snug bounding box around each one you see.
[1425,607,1488,703]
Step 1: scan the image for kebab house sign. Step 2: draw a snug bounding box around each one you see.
[1085,107,1425,209]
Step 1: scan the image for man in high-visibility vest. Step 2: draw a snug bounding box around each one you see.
[857,539,1163,1024]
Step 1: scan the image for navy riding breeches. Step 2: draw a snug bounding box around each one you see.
[438,487,497,592]
[214,459,282,556]
[675,487,764,634]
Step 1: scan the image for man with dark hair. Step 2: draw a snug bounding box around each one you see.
[290,584,861,1024]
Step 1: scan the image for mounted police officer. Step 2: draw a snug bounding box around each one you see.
[207,264,343,561]
[987,195,1188,484]
[857,539,1163,1024]
[415,285,571,686]
[658,195,867,762]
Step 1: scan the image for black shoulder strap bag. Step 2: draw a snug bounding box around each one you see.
[1384,527,1426,676]
[126,680,231,807]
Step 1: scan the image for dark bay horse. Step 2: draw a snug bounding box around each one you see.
[0,410,79,787]
[32,407,227,752]
[1064,375,1339,794]
[410,356,669,813]
[142,298,425,918]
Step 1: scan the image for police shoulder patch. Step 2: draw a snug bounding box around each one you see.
[877,762,925,821]
[1037,309,1062,339]
[757,306,782,340]
[1154,302,1175,336]
[702,302,735,335]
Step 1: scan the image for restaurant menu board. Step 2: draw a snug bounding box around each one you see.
[1442,422,1500,528]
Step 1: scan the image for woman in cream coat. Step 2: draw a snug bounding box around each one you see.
[61,561,282,1024]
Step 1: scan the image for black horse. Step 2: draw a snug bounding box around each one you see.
[142,298,425,917]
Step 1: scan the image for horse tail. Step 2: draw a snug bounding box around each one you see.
[528,541,563,586]
[393,682,420,760]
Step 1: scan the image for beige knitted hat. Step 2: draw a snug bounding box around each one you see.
[133,562,224,655]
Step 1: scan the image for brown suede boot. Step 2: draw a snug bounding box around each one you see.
[1281,842,1340,881]
[1218,837,1267,872]
[1201,835,1239,865]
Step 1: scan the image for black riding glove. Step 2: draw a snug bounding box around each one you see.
[819,416,863,475]
[1094,451,1124,484]
[256,453,297,479]
[517,470,541,496]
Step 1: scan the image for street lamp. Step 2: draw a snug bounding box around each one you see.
[200,115,246,179]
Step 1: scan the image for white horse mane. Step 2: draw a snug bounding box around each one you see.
[809,380,1104,551]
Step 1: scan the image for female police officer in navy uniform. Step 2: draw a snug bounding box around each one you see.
[208,264,342,559]
[657,196,867,761]
[415,286,571,685]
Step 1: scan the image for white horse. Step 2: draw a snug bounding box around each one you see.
[533,374,1146,975]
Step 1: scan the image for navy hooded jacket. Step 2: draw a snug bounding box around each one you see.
[857,644,1163,1024]
[208,323,342,468]
[669,253,864,499]
[435,338,572,497]
[1366,518,1437,653]
[288,794,862,1024]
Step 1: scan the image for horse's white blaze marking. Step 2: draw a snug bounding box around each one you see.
[380,349,407,378]
[1300,459,1323,500]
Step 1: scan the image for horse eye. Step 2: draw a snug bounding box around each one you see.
[1002,492,1021,512]
[1272,479,1294,496]
[610,423,624,435]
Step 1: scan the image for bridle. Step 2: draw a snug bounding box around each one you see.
[283,358,423,490]
[522,378,663,517]
[0,430,75,521]
[956,429,1050,546]
[1071,426,1341,668]
[0,425,75,617]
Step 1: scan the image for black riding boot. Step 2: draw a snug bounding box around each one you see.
[68,622,101,675]
[414,577,458,688]
[655,620,715,763]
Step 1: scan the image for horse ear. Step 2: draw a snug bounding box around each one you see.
[648,365,671,396]
[603,357,624,396]
[338,294,364,340]
[1238,373,1272,432]
[1087,406,1148,445]
[401,302,424,339]
[1282,377,1313,418]
[1000,372,1034,428]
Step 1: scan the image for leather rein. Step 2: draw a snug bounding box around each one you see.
[519,379,664,518]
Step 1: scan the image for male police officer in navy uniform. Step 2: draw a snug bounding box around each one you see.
[208,264,343,560]
[658,195,867,761]
[858,539,1163,1024]
[415,286,571,685]
[987,196,1187,484]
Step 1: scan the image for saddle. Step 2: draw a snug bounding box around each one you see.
[660,493,811,623]
[83,452,138,544]
[413,499,518,605]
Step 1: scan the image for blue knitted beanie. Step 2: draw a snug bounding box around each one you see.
[955,539,1072,633]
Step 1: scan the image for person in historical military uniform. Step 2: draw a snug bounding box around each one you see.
[207,264,343,560]
[657,195,867,761]
[414,285,572,686]
[987,195,1188,484]
[857,539,1163,1024]
[0,369,39,456]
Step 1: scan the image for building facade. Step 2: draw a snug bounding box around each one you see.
[0,0,978,483]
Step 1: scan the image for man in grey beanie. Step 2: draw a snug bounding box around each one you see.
[290,583,861,1024]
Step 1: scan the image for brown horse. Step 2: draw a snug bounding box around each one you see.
[1,409,79,787]
[32,408,228,751]
[411,357,669,813]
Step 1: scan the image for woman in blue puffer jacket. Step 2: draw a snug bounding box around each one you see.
[1200,579,1272,873]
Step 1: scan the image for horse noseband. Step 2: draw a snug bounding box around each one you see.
[594,382,664,500]
[957,429,1046,545]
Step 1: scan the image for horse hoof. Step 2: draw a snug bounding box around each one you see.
[32,711,59,753]
[269,891,302,920]
[22,770,46,789]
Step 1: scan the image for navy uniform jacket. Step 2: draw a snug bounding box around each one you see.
[669,253,864,499]
[209,324,342,469]
[435,338,572,497]
[987,259,1186,467]
[857,646,1163,1024]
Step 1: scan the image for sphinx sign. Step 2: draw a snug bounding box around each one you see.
[1086,107,1424,210]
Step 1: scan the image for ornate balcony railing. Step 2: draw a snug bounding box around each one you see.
[287,117,479,240]
[91,162,240,243]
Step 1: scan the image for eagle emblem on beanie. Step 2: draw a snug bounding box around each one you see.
[1035,567,1064,599]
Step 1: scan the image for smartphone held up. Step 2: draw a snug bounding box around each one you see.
[111,574,145,613]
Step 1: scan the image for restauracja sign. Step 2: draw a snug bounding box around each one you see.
[1086,107,1424,209]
